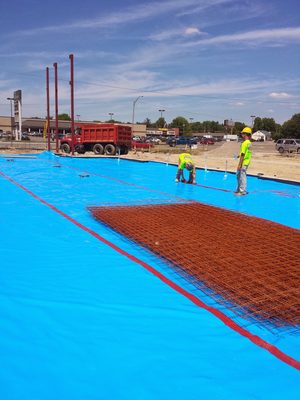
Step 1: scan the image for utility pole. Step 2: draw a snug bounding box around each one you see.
[132,96,143,136]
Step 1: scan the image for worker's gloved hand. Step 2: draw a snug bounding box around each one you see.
[175,171,181,182]
[181,178,186,183]
[188,174,195,184]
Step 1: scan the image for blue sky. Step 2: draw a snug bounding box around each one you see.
[0,0,299,125]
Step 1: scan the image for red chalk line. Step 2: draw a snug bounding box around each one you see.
[0,169,299,371]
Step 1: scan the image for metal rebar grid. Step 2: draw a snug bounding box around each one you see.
[89,202,300,330]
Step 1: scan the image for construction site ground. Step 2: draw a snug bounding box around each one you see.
[1,140,299,182]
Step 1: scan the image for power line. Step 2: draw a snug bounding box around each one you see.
[5,70,299,105]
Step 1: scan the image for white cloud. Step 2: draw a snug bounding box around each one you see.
[0,50,110,60]
[8,0,207,37]
[150,29,184,41]
[185,27,300,48]
[150,27,206,41]
[177,0,231,17]
[184,27,202,36]
[269,92,293,99]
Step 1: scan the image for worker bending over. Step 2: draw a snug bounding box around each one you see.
[175,153,196,184]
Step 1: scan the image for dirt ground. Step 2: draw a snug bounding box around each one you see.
[1,141,299,183]
[123,141,300,183]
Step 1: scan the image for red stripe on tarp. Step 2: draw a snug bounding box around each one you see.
[1,169,299,371]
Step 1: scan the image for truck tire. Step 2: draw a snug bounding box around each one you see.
[60,143,71,153]
[122,146,129,155]
[93,143,104,155]
[105,144,116,155]
[75,144,86,154]
[278,147,284,154]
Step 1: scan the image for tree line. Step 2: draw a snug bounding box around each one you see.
[143,113,300,139]
[55,112,300,139]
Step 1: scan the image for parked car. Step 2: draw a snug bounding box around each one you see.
[21,132,30,140]
[199,137,215,145]
[149,137,161,144]
[167,136,198,147]
[0,132,12,140]
[51,133,65,141]
[131,140,154,149]
[31,131,43,136]
[275,138,300,153]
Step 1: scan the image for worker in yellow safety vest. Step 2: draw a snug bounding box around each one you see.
[175,153,196,184]
[235,127,252,195]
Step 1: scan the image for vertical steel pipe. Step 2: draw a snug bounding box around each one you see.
[53,62,59,153]
[46,67,51,151]
[69,54,75,155]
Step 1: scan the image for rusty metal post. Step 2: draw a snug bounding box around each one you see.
[46,67,51,151]
[69,54,75,155]
[53,62,59,153]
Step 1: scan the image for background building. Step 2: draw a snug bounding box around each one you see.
[0,116,147,137]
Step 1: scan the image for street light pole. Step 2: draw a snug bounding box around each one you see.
[7,97,14,137]
[108,112,114,121]
[132,96,143,136]
[158,109,165,119]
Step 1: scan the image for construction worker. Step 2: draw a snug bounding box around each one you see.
[235,127,252,195]
[175,153,196,184]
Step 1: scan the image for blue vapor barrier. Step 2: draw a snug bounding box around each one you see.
[0,152,299,400]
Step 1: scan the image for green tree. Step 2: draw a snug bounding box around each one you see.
[272,123,282,140]
[233,122,246,135]
[190,121,203,133]
[261,118,276,133]
[155,117,166,128]
[105,119,122,123]
[143,118,153,128]
[202,120,210,133]
[253,117,263,131]
[58,113,71,121]
[281,113,300,139]
[169,117,189,135]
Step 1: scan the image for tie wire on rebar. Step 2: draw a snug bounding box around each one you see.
[89,202,300,331]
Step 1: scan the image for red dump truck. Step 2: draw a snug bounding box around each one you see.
[60,123,132,155]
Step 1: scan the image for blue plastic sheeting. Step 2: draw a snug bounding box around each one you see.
[0,152,299,400]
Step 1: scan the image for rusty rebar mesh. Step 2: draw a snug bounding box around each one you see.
[89,202,300,330]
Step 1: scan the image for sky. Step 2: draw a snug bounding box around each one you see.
[0,0,299,126]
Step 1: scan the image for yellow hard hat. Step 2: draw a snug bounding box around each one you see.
[241,127,252,134]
